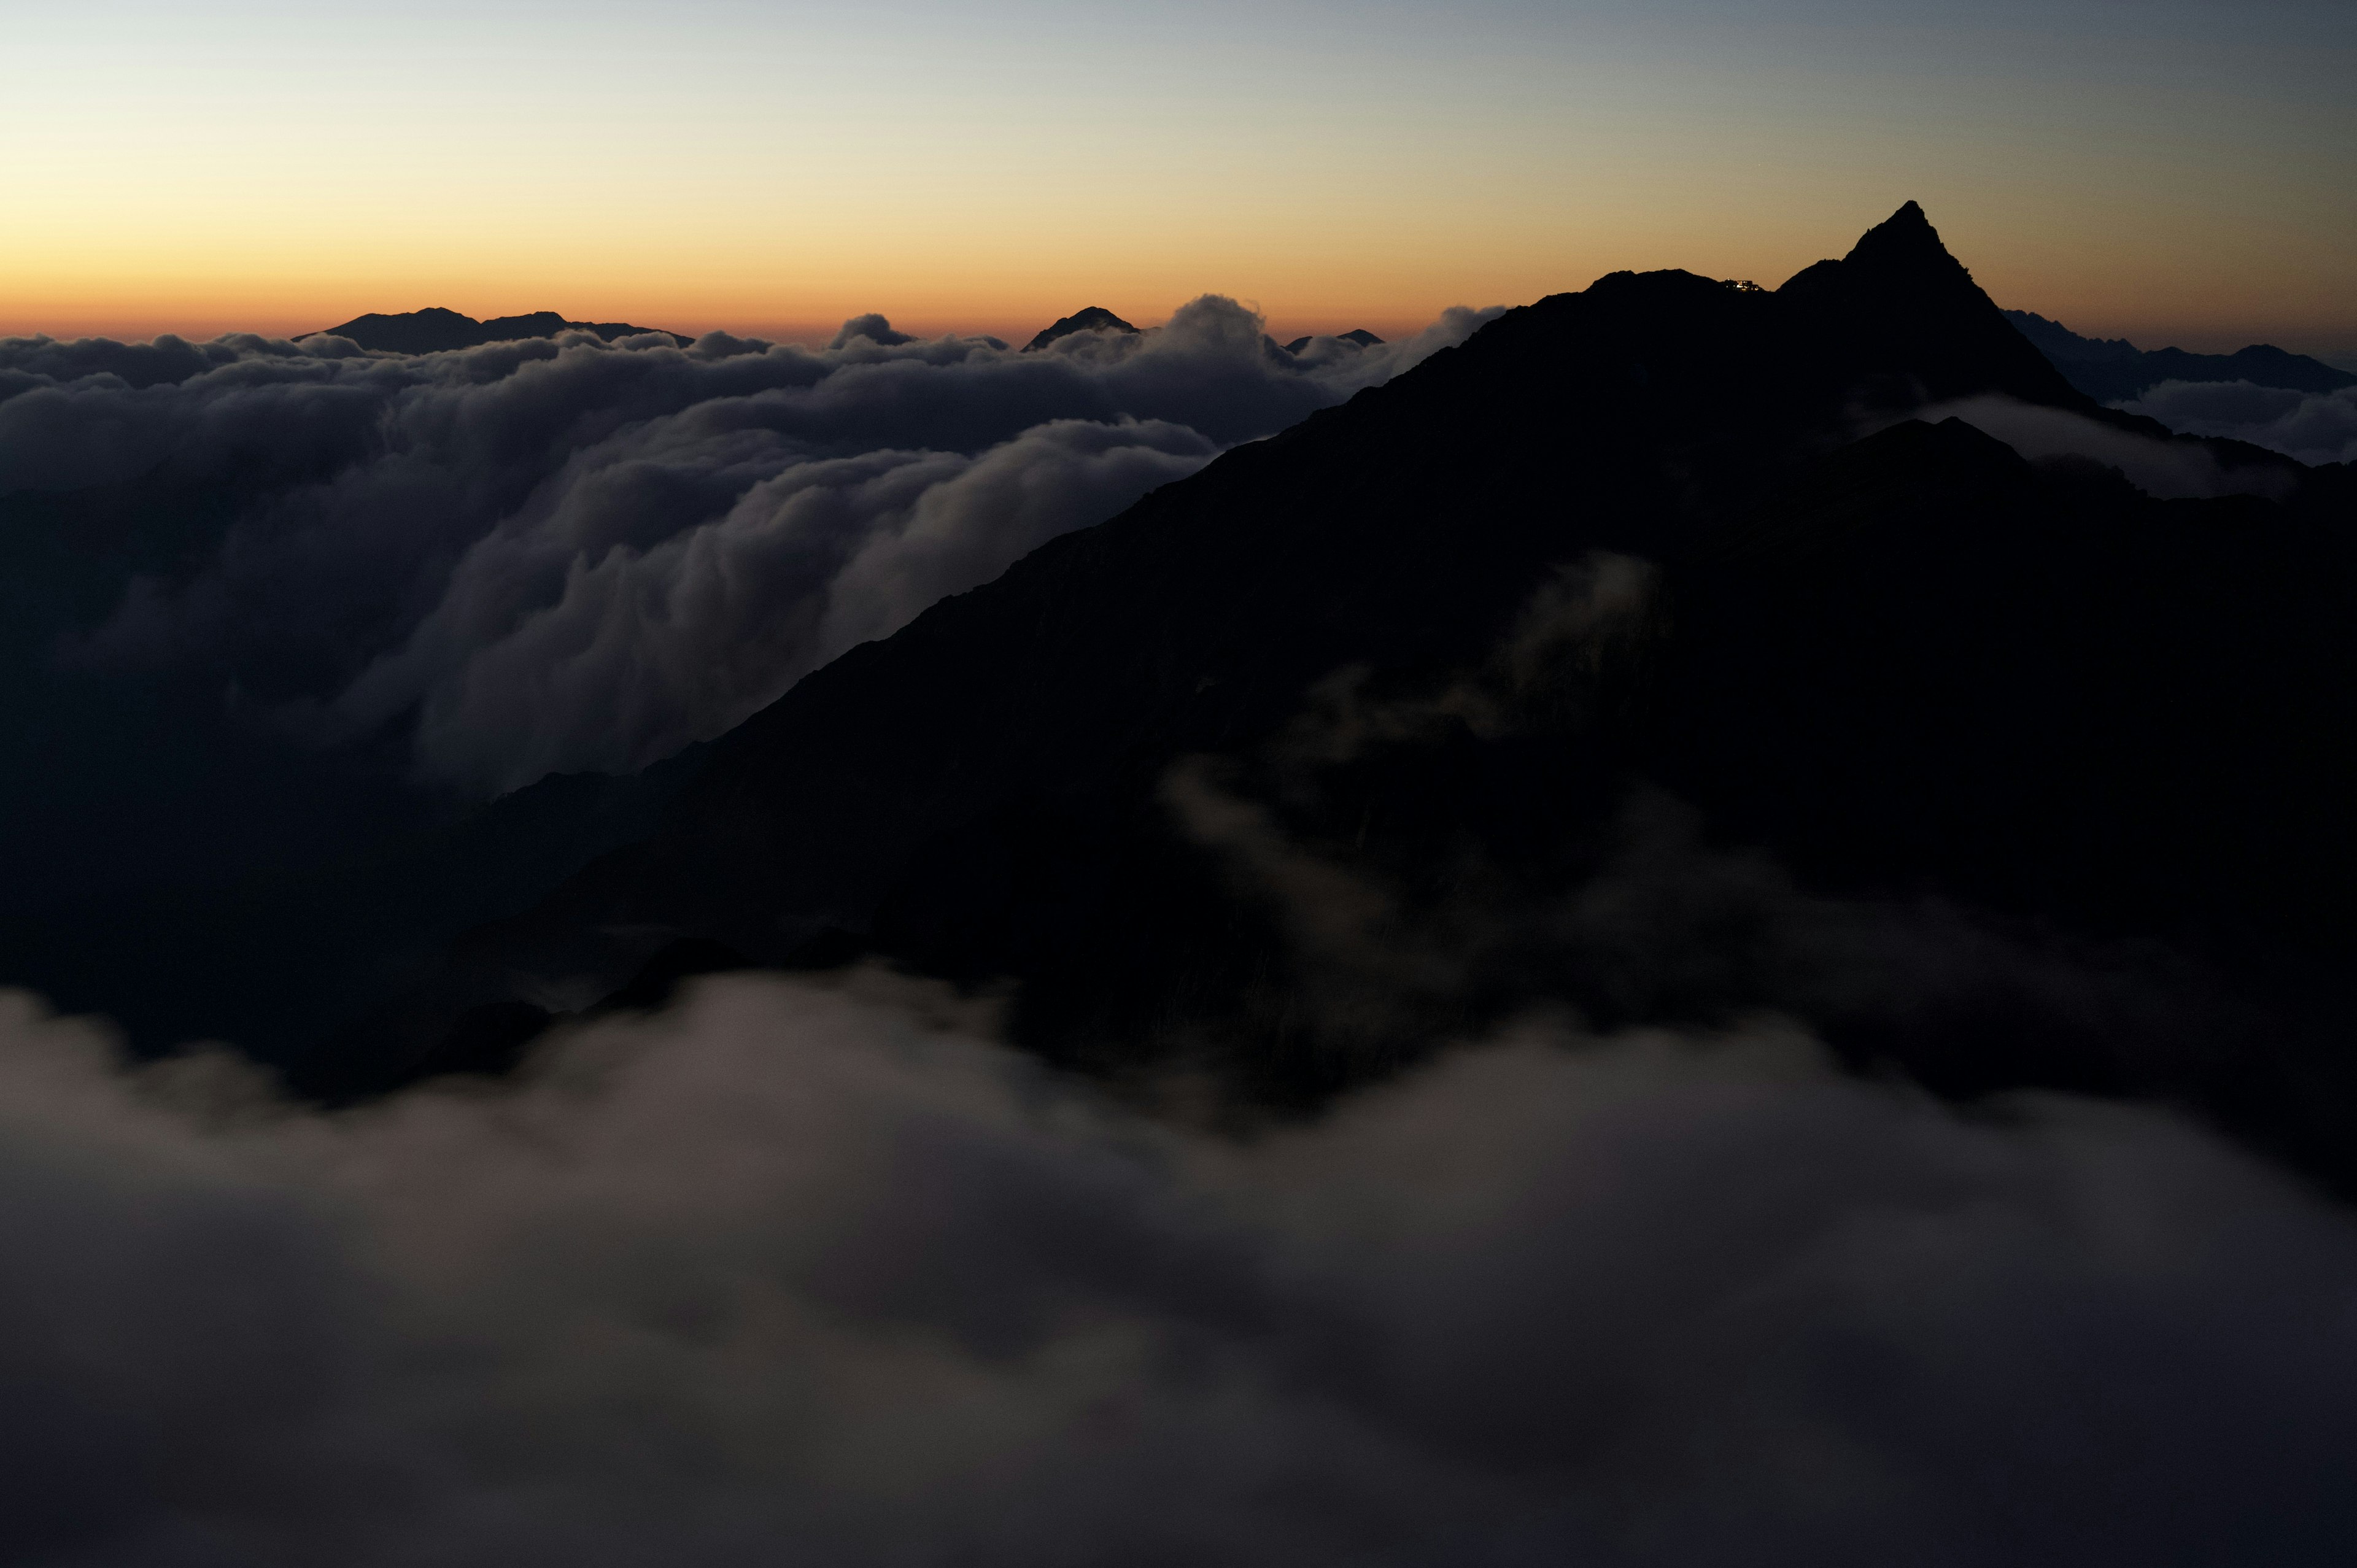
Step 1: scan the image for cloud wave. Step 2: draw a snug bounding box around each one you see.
[2,299,1498,792]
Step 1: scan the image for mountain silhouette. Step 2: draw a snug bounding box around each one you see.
[298,203,2357,1194]
[1283,329,1385,353]
[1774,201,2087,409]
[315,307,686,353]
[2004,309,2357,401]
[1022,306,1139,352]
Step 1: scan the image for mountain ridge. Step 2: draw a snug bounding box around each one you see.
[313,306,687,353]
[300,199,2357,1200]
[2004,308,2357,402]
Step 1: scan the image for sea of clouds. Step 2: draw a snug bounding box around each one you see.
[0,301,1495,794]
[4,972,2353,1566]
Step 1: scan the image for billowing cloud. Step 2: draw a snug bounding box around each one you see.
[0,975,2351,1564]
[2117,379,2357,468]
[323,417,1219,790]
[2,298,1498,792]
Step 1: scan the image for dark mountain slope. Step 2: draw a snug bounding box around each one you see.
[312,201,2335,1106]
[2005,309,2357,402]
[1781,202,2089,409]
[308,206,2357,1194]
[838,415,2357,1095]
[1651,422,2357,1143]
[315,307,685,353]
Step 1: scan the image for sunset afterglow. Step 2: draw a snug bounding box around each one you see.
[6,0,2352,352]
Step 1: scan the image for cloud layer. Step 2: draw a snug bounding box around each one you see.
[1,301,1495,792]
[2118,379,2357,468]
[2,975,2353,1565]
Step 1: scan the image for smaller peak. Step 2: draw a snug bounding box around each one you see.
[829,313,915,349]
[1280,328,1385,353]
[1023,306,1140,353]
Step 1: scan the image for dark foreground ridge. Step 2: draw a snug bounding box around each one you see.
[294,203,2357,1193]
[2005,308,2357,403]
[315,306,687,352]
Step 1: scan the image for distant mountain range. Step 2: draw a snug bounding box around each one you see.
[309,302,2350,411]
[315,306,686,353]
[1019,310,1387,358]
[2004,309,2356,402]
[317,303,1390,361]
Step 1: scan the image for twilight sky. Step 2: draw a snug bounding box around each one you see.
[4,0,2351,353]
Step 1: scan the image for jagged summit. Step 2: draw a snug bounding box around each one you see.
[1772,201,2083,408]
[1023,306,1139,352]
[1840,199,1967,277]
[314,307,683,354]
[1784,199,1973,294]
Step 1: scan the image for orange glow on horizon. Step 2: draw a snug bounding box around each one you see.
[9,236,2348,361]
[5,5,2349,358]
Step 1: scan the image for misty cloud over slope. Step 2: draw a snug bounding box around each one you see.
[2117,379,2357,468]
[1912,395,2301,499]
[0,300,1495,791]
[4,974,2354,1566]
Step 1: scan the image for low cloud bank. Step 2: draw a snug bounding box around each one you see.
[2118,379,2357,468]
[0,299,1496,792]
[1,976,2351,1564]
[1914,395,2298,499]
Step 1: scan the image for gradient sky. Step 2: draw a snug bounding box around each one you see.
[4,0,2351,353]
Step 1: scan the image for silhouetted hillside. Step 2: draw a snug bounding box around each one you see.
[315,307,686,352]
[303,202,2357,1197]
[2006,309,2357,401]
